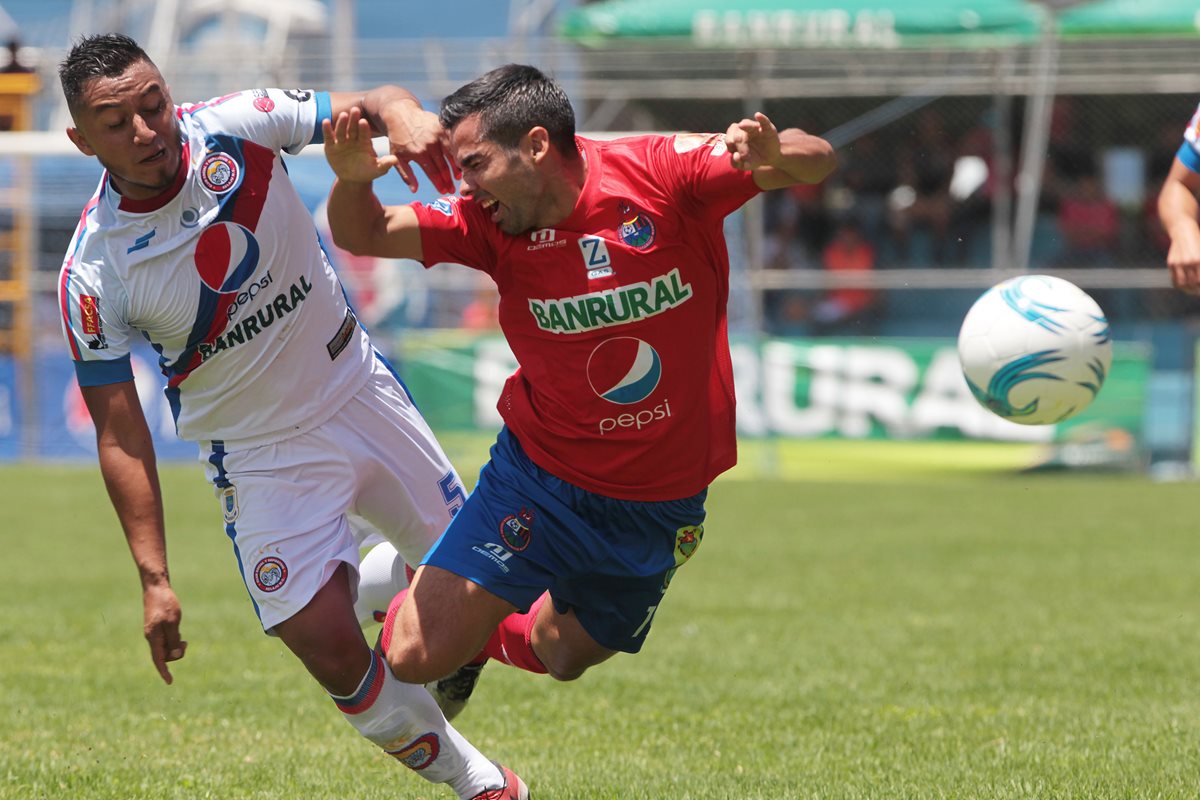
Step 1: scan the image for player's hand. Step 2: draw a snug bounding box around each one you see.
[1166,224,1200,295]
[724,112,782,172]
[324,108,402,185]
[378,101,458,195]
[143,583,187,684]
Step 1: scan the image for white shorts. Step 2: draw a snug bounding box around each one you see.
[200,355,465,633]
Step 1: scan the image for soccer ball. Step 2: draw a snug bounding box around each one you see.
[957,275,1112,425]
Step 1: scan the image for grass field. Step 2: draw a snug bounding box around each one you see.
[2,441,1199,799]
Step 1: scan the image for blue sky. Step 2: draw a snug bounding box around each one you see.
[1,0,523,45]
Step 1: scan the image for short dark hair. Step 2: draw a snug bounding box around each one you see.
[59,34,152,112]
[440,64,576,158]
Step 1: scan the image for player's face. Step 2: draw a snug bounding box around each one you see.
[450,114,545,236]
[66,59,182,201]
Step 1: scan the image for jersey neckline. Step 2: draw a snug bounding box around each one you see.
[112,140,191,214]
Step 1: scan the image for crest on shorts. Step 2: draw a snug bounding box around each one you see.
[388,732,440,771]
[200,152,239,194]
[499,508,534,552]
[673,525,704,566]
[221,485,239,524]
[253,556,288,592]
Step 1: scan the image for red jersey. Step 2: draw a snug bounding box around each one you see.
[413,134,760,501]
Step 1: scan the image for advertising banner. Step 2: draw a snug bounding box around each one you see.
[0,335,1149,460]
[392,333,1149,443]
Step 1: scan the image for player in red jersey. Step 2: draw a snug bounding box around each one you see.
[325,65,834,698]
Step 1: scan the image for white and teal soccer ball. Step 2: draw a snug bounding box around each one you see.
[957,275,1112,425]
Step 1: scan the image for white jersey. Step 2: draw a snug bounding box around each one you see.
[1181,102,1200,174]
[58,88,373,449]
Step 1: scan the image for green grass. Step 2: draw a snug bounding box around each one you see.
[2,443,1199,799]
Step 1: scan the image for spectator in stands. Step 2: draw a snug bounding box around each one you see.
[838,133,894,247]
[1056,171,1120,266]
[811,218,878,333]
[889,110,955,265]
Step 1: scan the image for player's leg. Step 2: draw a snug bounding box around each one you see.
[273,562,507,799]
[203,435,519,800]
[344,355,494,714]
[350,525,411,625]
[384,563,518,684]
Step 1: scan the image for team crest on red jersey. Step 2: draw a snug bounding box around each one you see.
[617,200,656,249]
[499,508,534,551]
[200,153,239,193]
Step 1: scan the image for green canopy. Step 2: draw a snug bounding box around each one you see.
[559,0,1048,48]
[1057,0,1200,38]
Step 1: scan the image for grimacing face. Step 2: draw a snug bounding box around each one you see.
[449,113,546,236]
[66,59,183,201]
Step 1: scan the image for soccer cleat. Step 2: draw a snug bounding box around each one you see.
[425,660,486,721]
[469,763,530,800]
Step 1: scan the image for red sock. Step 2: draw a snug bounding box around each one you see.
[483,593,549,674]
[379,588,407,654]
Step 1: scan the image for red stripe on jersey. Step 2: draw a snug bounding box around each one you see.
[227,140,276,232]
[59,266,81,360]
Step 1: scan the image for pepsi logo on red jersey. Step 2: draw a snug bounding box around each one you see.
[586,337,661,405]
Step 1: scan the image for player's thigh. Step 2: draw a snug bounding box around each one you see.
[551,492,708,655]
[342,359,468,566]
[201,438,360,635]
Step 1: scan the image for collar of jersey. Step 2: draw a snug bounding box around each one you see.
[113,140,191,214]
[555,136,598,231]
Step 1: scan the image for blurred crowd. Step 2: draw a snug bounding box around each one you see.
[761,99,1188,335]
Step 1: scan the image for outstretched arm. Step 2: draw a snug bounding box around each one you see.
[324,107,424,260]
[725,112,837,191]
[82,380,186,684]
[1158,156,1200,295]
[328,87,457,195]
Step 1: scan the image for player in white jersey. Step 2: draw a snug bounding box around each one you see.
[1158,101,1200,296]
[56,34,527,800]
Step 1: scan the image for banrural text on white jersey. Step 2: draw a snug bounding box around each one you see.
[58,88,373,449]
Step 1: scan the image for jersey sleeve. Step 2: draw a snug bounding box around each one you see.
[652,133,761,221]
[411,196,499,274]
[180,88,331,156]
[1179,102,1200,175]
[58,256,134,387]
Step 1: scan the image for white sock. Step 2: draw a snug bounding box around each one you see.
[331,651,503,799]
[354,542,410,626]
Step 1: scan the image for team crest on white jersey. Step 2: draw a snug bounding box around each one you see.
[200,153,239,193]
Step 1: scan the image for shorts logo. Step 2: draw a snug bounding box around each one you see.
[200,153,239,194]
[587,337,662,404]
[388,732,440,770]
[499,508,534,552]
[674,525,704,566]
[253,557,288,592]
[617,200,655,249]
[221,486,239,524]
[252,89,275,113]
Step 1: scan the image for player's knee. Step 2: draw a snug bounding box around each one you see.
[383,635,458,685]
[538,650,594,682]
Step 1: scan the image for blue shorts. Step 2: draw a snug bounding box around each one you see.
[421,427,707,653]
